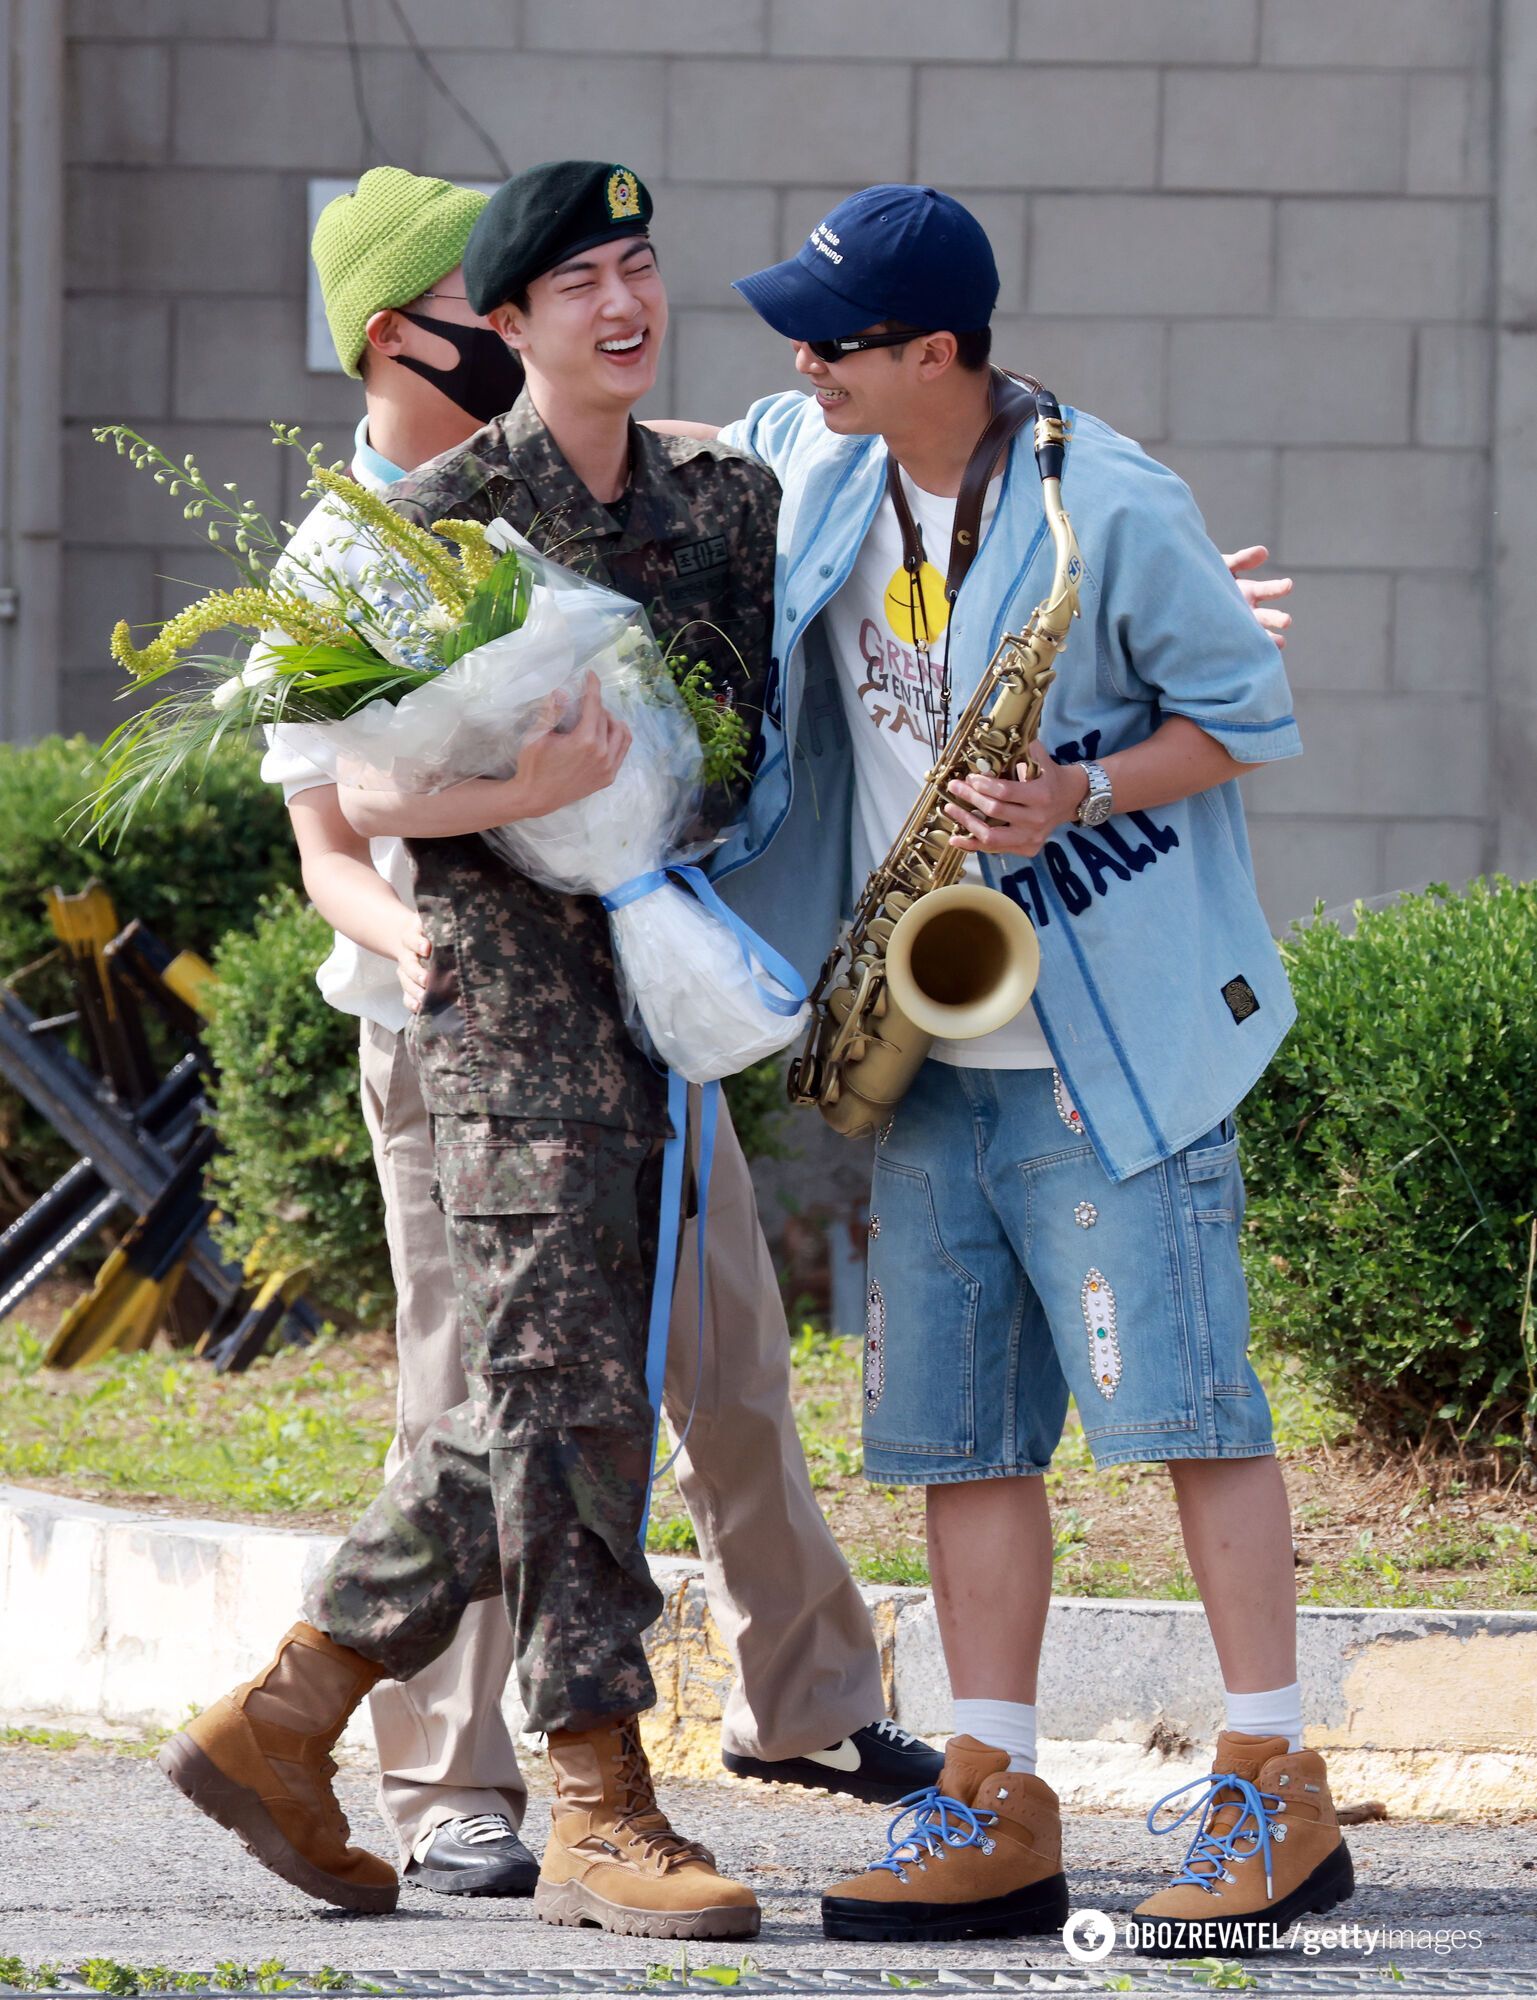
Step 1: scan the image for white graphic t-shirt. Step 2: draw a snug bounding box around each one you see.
[821,466,1054,1069]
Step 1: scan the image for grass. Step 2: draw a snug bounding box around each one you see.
[1,1723,172,1759]
[3,1301,1534,1610]
[0,1320,390,1525]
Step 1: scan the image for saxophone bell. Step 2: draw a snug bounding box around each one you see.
[884,880,1041,1040]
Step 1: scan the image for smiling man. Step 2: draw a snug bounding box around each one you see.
[705,184,1340,1952]
[157,160,949,1944]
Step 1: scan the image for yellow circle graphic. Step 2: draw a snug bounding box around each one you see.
[883,560,950,646]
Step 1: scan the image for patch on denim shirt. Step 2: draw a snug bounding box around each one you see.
[864,1279,886,1411]
[1081,1268,1122,1400]
[1221,974,1261,1024]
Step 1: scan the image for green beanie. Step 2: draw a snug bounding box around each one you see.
[312,166,490,378]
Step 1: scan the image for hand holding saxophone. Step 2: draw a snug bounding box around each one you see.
[787,380,1080,1137]
[944,742,1087,857]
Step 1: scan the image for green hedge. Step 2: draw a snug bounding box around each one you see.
[203,890,391,1324]
[0,735,298,1209]
[1241,879,1537,1460]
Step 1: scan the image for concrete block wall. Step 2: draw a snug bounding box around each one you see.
[58,0,1511,924]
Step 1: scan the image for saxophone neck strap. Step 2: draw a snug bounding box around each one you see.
[884,367,1044,603]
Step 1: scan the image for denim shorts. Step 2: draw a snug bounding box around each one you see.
[860,1062,1275,1481]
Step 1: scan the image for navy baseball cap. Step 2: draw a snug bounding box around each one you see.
[733,185,998,341]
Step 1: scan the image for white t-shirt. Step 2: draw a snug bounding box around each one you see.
[820,465,1054,1069]
[258,422,414,1033]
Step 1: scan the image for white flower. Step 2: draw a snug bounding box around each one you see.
[242,661,278,689]
[350,612,412,667]
[211,675,245,711]
[422,604,458,635]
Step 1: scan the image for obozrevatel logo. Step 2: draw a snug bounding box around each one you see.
[1061,1908,1118,1963]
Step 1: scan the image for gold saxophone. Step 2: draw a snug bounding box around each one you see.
[787,397,1082,1137]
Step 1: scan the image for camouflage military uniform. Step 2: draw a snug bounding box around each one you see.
[306,393,779,1735]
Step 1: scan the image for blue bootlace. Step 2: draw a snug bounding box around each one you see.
[870,1785,999,1879]
[1146,1771,1283,1901]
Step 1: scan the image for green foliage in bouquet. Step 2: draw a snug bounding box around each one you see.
[433,550,533,668]
[0,734,297,1214]
[1239,879,1537,1464]
[201,889,390,1321]
[668,654,751,792]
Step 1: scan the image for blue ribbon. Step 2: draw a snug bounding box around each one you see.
[602,864,806,1019]
[600,866,806,1548]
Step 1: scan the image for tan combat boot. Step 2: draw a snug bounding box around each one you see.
[1134,1731,1354,1955]
[158,1621,397,1914]
[821,1736,1071,1942]
[535,1715,760,1939]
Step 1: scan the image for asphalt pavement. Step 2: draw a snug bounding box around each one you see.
[1,1743,1533,1987]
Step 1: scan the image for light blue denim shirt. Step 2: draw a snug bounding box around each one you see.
[712,389,1303,1184]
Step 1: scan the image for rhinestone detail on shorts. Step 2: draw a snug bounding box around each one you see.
[1053,1070,1085,1136]
[864,1279,886,1410]
[1081,1267,1123,1399]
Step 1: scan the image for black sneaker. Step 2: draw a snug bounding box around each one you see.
[723,1719,943,1805]
[402,1812,538,1896]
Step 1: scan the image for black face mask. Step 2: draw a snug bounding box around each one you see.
[394,312,525,425]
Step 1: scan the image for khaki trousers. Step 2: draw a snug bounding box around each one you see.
[359,1018,881,1861]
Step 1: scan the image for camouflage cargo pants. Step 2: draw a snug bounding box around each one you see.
[306,837,672,1735]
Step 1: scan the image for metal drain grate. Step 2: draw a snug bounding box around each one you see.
[20,1969,1536,1998]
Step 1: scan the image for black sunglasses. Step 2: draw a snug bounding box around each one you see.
[803,327,932,363]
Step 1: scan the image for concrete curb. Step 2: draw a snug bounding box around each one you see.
[3,1483,1535,1815]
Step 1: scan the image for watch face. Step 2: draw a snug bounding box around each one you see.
[1078,764,1112,827]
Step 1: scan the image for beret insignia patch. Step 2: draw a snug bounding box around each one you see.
[606,167,642,221]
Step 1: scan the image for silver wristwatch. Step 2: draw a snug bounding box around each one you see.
[1075,760,1113,827]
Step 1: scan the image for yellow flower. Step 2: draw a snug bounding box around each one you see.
[431,518,498,588]
[108,586,354,680]
[309,466,467,616]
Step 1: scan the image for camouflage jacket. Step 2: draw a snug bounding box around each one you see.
[390,392,780,1134]
[391,390,779,804]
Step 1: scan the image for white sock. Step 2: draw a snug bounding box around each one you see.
[951,1697,1038,1774]
[1225,1682,1303,1754]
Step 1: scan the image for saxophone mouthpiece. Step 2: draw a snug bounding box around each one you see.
[1033,389,1069,482]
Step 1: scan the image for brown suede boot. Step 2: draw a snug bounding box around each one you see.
[821,1735,1070,1942]
[1133,1731,1355,1955]
[535,1716,759,1940]
[158,1621,398,1914]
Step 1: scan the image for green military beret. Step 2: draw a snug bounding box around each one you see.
[464,159,653,315]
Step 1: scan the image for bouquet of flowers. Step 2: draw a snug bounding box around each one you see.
[87,425,806,1083]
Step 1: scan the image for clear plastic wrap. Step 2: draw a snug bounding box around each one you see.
[283,533,807,1083]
